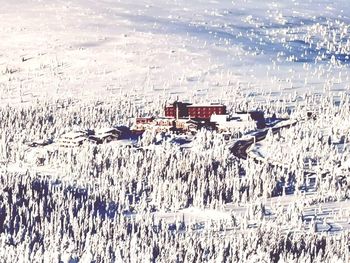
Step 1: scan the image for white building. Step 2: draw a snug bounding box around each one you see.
[94,128,121,143]
[210,114,230,123]
[210,114,256,136]
[57,131,88,148]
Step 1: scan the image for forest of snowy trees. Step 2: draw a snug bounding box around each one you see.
[0,94,349,262]
[2,0,350,261]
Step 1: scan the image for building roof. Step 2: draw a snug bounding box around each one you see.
[60,131,87,139]
[95,127,120,135]
[154,117,175,120]
[165,101,225,107]
[58,136,87,144]
[176,118,197,123]
[187,104,225,108]
[210,114,229,123]
[136,116,154,120]
[165,101,192,107]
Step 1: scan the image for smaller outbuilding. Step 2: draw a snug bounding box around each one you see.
[210,114,257,135]
[57,131,88,148]
[94,128,121,143]
[26,139,53,148]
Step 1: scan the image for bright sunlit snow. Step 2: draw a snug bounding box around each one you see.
[1,0,350,262]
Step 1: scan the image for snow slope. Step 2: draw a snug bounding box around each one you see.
[1,0,350,105]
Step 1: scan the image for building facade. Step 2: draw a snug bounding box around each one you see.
[164,102,191,119]
[165,101,226,120]
[58,131,88,148]
[136,117,154,125]
[187,105,226,119]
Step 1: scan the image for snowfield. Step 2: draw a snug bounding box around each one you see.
[1,0,350,262]
[1,0,350,104]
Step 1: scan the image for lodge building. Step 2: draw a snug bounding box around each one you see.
[164,102,226,120]
[134,100,264,135]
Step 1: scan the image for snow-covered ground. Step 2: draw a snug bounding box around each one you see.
[1,0,350,262]
[1,0,350,105]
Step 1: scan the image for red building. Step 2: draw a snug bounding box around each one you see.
[164,107,175,118]
[164,101,226,120]
[187,105,226,119]
[164,102,191,119]
[136,117,154,124]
